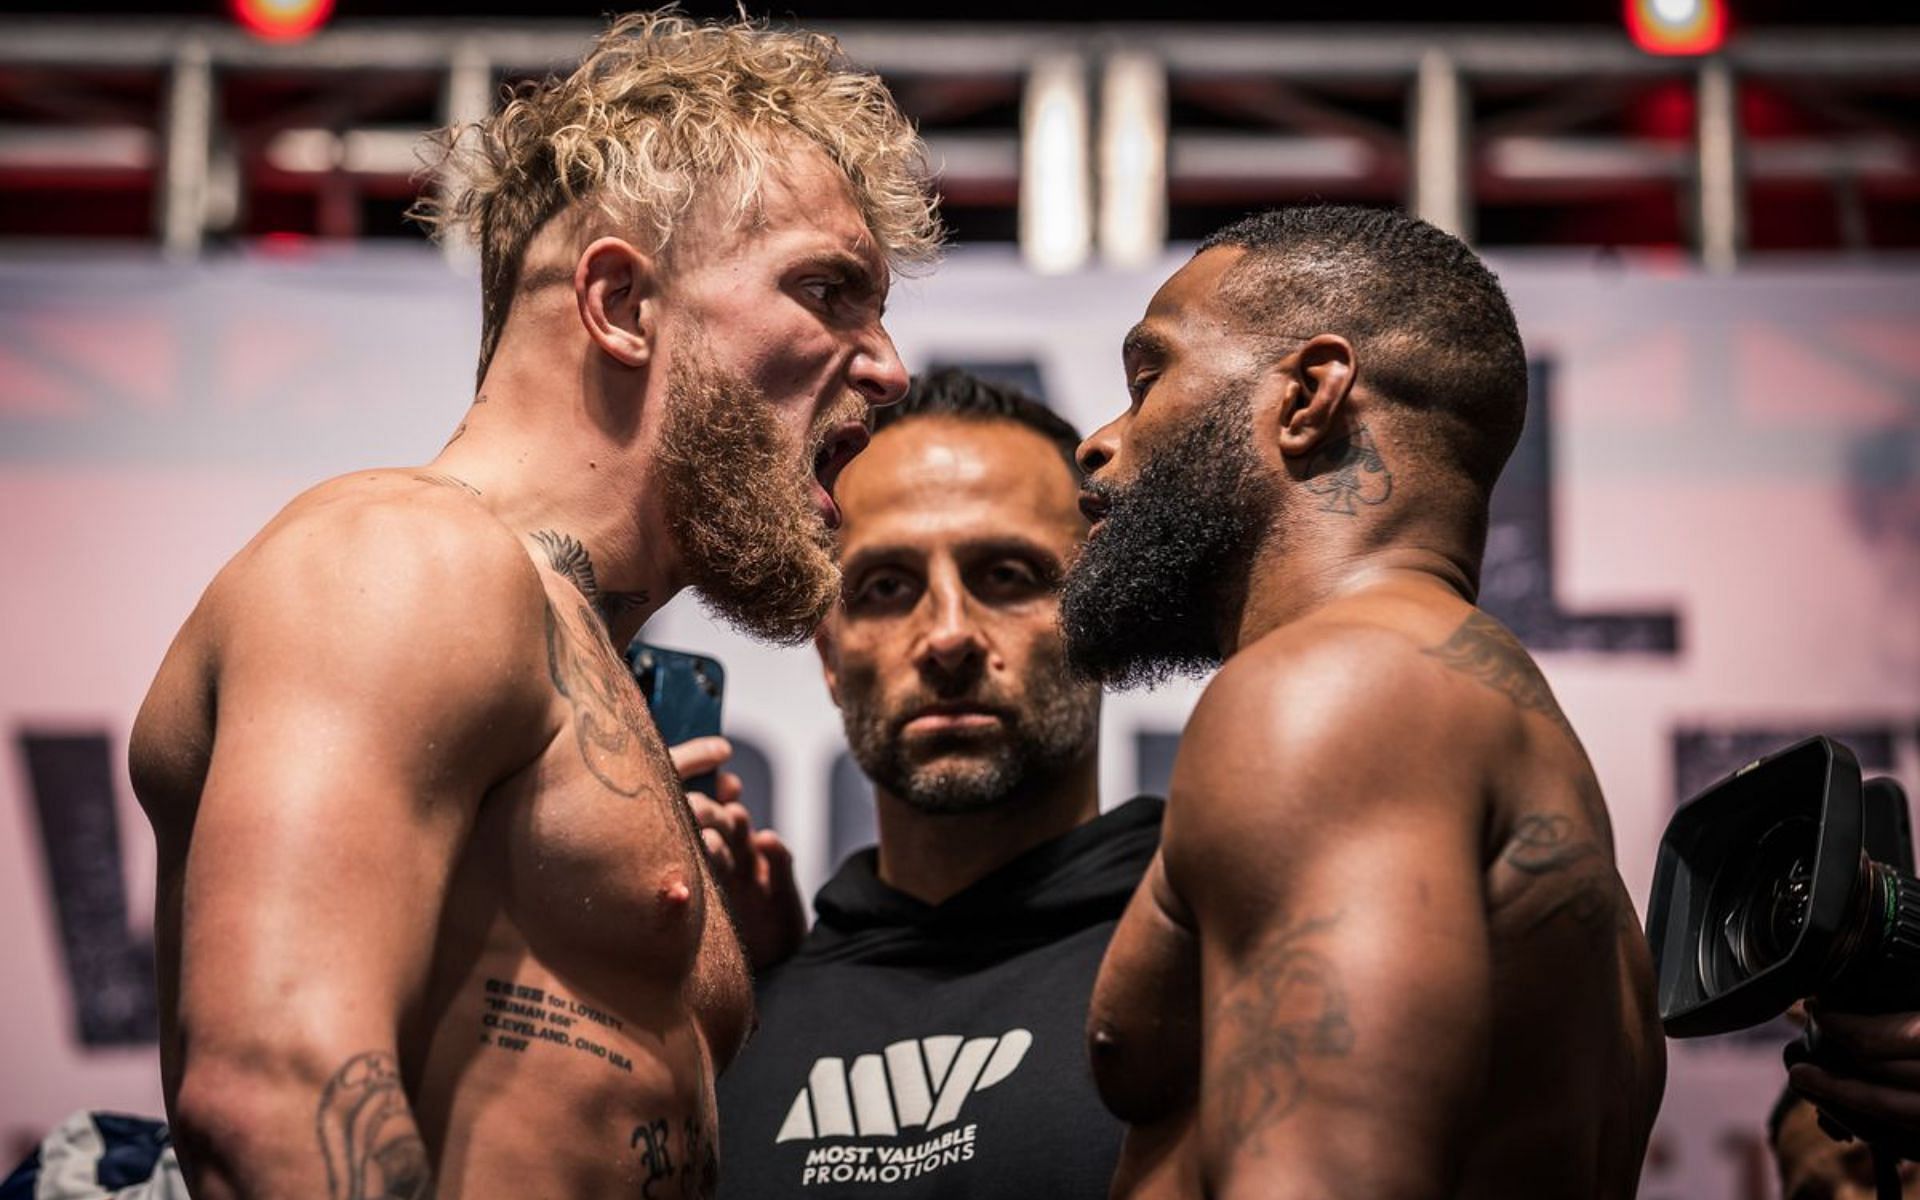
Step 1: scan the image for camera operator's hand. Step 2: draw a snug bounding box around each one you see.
[670,736,807,973]
[1789,1003,1920,1152]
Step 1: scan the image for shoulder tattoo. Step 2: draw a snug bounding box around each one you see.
[1423,611,1575,739]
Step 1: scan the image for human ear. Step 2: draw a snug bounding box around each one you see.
[574,237,657,368]
[1275,333,1357,460]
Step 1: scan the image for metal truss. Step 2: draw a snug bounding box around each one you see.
[1,19,1916,268]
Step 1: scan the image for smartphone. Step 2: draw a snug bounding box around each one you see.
[624,641,726,797]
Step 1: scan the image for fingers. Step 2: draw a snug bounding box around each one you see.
[1791,1061,1920,1132]
[700,827,737,877]
[668,736,732,782]
[715,770,744,807]
[1810,1007,1920,1063]
[753,829,796,893]
[685,790,757,879]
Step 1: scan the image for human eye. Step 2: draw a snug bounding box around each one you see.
[801,275,845,306]
[1126,370,1157,406]
[846,567,917,612]
[976,557,1050,602]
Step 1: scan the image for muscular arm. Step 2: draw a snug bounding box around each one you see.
[1166,637,1493,1200]
[167,502,552,1199]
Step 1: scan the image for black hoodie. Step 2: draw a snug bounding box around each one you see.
[716,796,1164,1200]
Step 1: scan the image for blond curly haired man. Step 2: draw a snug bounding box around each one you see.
[129,13,940,1198]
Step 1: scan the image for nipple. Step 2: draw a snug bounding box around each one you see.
[658,877,694,909]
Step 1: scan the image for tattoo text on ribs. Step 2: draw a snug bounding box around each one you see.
[315,1051,433,1200]
[1208,912,1355,1152]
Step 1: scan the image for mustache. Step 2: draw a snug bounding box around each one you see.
[808,393,870,457]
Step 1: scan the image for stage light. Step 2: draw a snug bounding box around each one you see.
[1020,54,1092,275]
[231,0,336,43]
[1626,0,1729,56]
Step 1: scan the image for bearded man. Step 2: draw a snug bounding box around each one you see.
[125,13,938,1198]
[686,370,1159,1198]
[1063,205,1666,1199]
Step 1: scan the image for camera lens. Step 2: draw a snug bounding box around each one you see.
[1702,816,1818,992]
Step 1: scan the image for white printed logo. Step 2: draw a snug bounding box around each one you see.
[775,1029,1033,1142]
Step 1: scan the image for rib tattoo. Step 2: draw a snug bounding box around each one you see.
[1209,912,1355,1151]
[315,1051,433,1200]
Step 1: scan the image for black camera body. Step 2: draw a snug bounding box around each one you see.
[1648,735,1920,1038]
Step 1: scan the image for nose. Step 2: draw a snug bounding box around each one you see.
[1077,416,1122,477]
[916,569,986,680]
[850,323,910,409]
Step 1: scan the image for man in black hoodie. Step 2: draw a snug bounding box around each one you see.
[699,369,1161,1198]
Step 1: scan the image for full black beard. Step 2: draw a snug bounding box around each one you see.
[1060,394,1271,688]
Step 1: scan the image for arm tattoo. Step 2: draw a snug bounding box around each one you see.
[530,529,649,625]
[1209,912,1355,1152]
[1499,813,1614,933]
[1302,422,1393,516]
[315,1051,434,1200]
[1424,611,1575,739]
[1501,813,1597,876]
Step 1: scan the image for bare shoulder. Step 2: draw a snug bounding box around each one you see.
[202,470,556,752]
[1181,614,1487,791]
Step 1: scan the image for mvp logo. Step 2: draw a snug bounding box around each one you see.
[776,1030,1033,1142]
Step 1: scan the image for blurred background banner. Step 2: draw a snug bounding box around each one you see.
[1,6,1917,1198]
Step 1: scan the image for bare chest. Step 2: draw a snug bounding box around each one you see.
[482,597,725,987]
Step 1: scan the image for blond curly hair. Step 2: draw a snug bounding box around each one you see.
[415,10,943,384]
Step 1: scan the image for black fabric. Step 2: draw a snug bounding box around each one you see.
[717,796,1162,1200]
[91,1114,169,1190]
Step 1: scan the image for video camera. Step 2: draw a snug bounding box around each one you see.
[1647,735,1920,1184]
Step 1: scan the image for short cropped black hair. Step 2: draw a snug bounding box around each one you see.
[1198,204,1529,496]
[872,367,1084,480]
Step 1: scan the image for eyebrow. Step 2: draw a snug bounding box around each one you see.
[840,536,1067,583]
[1122,323,1170,364]
[801,250,888,315]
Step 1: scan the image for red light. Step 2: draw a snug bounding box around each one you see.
[230,0,336,43]
[1625,0,1729,56]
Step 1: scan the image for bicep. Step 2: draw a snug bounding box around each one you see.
[178,534,551,1056]
[179,683,481,1056]
[1184,786,1491,1199]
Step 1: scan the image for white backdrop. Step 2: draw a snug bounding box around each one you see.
[1,244,1916,1200]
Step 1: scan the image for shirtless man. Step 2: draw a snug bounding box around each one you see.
[125,14,938,1198]
[1063,205,1665,1199]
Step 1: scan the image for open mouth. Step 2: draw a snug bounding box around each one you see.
[1078,489,1112,527]
[812,423,871,530]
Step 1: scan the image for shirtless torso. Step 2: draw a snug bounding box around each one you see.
[132,474,750,1199]
[1087,583,1665,1200]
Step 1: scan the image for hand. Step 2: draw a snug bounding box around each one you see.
[669,736,807,972]
[1788,1004,1920,1154]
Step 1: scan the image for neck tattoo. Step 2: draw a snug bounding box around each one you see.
[530,529,650,626]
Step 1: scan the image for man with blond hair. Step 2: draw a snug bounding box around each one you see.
[127,12,939,1198]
